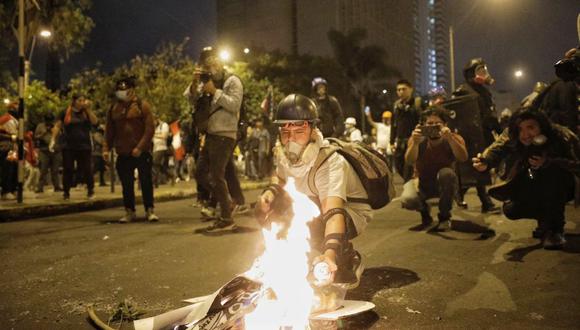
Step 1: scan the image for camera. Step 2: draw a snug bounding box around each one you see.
[554,49,580,82]
[419,125,441,138]
[199,72,212,84]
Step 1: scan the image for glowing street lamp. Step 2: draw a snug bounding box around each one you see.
[39,28,52,38]
[243,47,250,54]
[382,89,388,94]
[514,69,523,78]
[3,98,10,105]
[219,49,231,62]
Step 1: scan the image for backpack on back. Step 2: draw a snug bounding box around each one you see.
[307,138,396,209]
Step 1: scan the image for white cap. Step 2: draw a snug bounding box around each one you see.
[345,117,356,125]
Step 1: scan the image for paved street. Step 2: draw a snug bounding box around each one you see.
[0,186,579,329]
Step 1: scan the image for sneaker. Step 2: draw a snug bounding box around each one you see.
[204,218,236,232]
[543,231,566,250]
[334,250,364,289]
[146,208,159,222]
[532,227,547,239]
[63,192,70,201]
[232,204,251,215]
[119,209,136,223]
[437,220,452,232]
[201,206,216,219]
[482,203,500,213]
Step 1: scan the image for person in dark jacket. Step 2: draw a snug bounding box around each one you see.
[311,77,345,138]
[453,58,501,213]
[390,79,422,182]
[473,109,580,250]
[103,77,158,222]
[51,94,98,200]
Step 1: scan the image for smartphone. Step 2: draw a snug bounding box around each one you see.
[419,125,441,138]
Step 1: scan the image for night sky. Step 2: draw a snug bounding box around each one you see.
[33,0,579,100]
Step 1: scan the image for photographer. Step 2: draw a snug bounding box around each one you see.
[52,93,97,200]
[473,109,580,249]
[185,47,244,231]
[401,106,468,230]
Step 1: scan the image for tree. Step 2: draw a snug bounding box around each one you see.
[0,0,94,89]
[327,28,400,132]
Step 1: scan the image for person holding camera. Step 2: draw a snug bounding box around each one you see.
[185,47,244,231]
[473,109,579,250]
[51,94,98,200]
[400,106,468,231]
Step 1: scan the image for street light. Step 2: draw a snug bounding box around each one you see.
[39,28,52,38]
[219,49,231,62]
[243,47,250,54]
[514,69,523,78]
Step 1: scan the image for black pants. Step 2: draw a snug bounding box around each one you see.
[62,149,93,195]
[92,156,106,185]
[394,142,413,182]
[196,134,236,219]
[502,166,574,233]
[116,152,154,211]
[402,167,458,220]
[37,149,62,191]
[0,150,17,195]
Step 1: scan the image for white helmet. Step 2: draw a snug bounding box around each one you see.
[345,117,357,125]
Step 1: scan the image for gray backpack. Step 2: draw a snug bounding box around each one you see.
[307,138,396,209]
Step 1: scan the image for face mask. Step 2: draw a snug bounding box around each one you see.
[473,66,495,85]
[115,90,130,101]
[284,141,305,164]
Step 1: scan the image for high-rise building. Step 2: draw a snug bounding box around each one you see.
[216,0,416,82]
[414,0,450,95]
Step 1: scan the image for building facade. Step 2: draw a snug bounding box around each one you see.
[216,0,449,94]
[414,0,450,94]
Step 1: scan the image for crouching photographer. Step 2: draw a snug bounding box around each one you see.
[473,109,580,249]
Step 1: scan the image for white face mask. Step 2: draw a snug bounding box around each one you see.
[277,129,324,178]
[115,90,130,101]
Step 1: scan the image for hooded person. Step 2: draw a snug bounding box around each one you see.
[255,94,371,298]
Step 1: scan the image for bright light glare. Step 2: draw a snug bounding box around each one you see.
[243,48,250,54]
[514,70,523,78]
[382,89,388,94]
[3,98,10,105]
[219,50,231,62]
[39,29,52,38]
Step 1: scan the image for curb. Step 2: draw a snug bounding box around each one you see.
[0,181,269,222]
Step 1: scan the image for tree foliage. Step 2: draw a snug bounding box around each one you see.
[0,0,94,86]
[327,28,401,123]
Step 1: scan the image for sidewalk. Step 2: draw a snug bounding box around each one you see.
[0,179,269,222]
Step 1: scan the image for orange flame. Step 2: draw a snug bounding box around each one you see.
[244,178,320,328]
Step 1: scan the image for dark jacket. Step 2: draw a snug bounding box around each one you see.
[454,82,501,147]
[481,125,580,201]
[390,97,421,144]
[534,80,578,135]
[104,98,155,156]
[314,95,344,138]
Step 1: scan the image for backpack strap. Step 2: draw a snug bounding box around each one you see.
[307,145,339,197]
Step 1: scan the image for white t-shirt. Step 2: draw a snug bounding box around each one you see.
[153,122,169,152]
[375,123,391,153]
[349,128,363,143]
[277,152,372,235]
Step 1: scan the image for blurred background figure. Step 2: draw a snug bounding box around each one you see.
[342,117,363,142]
[34,112,62,193]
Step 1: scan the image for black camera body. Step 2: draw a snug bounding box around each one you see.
[199,72,213,84]
[555,50,580,82]
[419,125,441,138]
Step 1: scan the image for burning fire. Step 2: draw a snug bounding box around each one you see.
[244,178,321,329]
